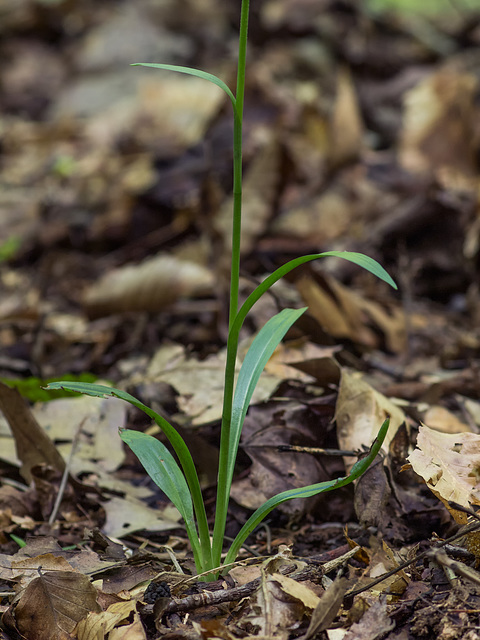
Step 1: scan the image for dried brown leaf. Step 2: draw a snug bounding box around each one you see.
[75,600,137,640]
[301,576,349,640]
[296,273,405,351]
[13,571,100,640]
[400,69,479,178]
[408,426,480,515]
[343,598,394,640]
[335,371,404,471]
[83,254,214,318]
[0,381,65,482]
[328,67,364,170]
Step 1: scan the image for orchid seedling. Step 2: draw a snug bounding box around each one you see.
[47,0,397,580]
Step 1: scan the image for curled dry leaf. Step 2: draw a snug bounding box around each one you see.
[408,426,480,515]
[75,600,138,640]
[230,401,328,514]
[422,405,471,434]
[327,66,364,170]
[247,573,304,640]
[0,382,65,482]
[302,576,349,640]
[335,370,405,470]
[83,254,214,318]
[343,598,394,640]
[296,273,406,352]
[400,68,480,179]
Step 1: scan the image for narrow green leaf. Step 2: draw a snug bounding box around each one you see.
[45,381,212,570]
[232,251,396,340]
[212,307,306,566]
[228,307,307,485]
[322,251,397,289]
[119,429,201,564]
[132,63,237,113]
[224,417,390,566]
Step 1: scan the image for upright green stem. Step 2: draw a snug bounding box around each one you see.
[229,0,249,331]
[212,0,250,569]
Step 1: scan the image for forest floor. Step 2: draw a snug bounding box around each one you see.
[2,1,480,638]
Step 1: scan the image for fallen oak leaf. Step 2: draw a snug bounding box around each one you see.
[7,570,100,640]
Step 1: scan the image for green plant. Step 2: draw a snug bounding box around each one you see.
[47,0,397,580]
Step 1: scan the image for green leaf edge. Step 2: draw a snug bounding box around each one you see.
[227,307,306,491]
[132,63,237,114]
[224,416,390,566]
[119,429,201,563]
[45,381,212,571]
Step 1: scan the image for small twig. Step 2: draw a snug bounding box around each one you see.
[144,561,321,615]
[144,546,362,617]
[277,445,359,457]
[345,519,480,600]
[48,418,86,524]
[429,548,480,587]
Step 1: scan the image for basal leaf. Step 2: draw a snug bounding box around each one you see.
[45,381,212,570]
[119,429,201,560]
[224,417,390,566]
[226,307,307,492]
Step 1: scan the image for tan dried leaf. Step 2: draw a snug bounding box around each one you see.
[335,371,404,470]
[343,598,394,640]
[408,426,480,515]
[0,382,65,482]
[400,69,479,178]
[83,254,214,318]
[328,67,364,170]
[75,600,137,640]
[296,273,405,352]
[271,573,320,610]
[302,577,349,640]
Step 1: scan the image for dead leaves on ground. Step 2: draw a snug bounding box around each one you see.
[0,539,398,640]
[3,0,480,638]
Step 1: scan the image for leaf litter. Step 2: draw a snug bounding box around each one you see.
[2,1,480,638]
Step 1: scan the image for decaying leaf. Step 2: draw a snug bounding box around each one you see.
[142,340,309,426]
[335,370,404,470]
[296,273,406,352]
[75,600,138,640]
[350,538,408,600]
[246,568,307,640]
[11,552,77,591]
[422,405,471,434]
[408,426,480,515]
[83,254,214,318]
[230,401,328,514]
[343,598,394,640]
[400,68,480,178]
[327,67,364,170]
[10,571,101,640]
[0,382,65,482]
[302,576,349,640]
[102,495,181,538]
